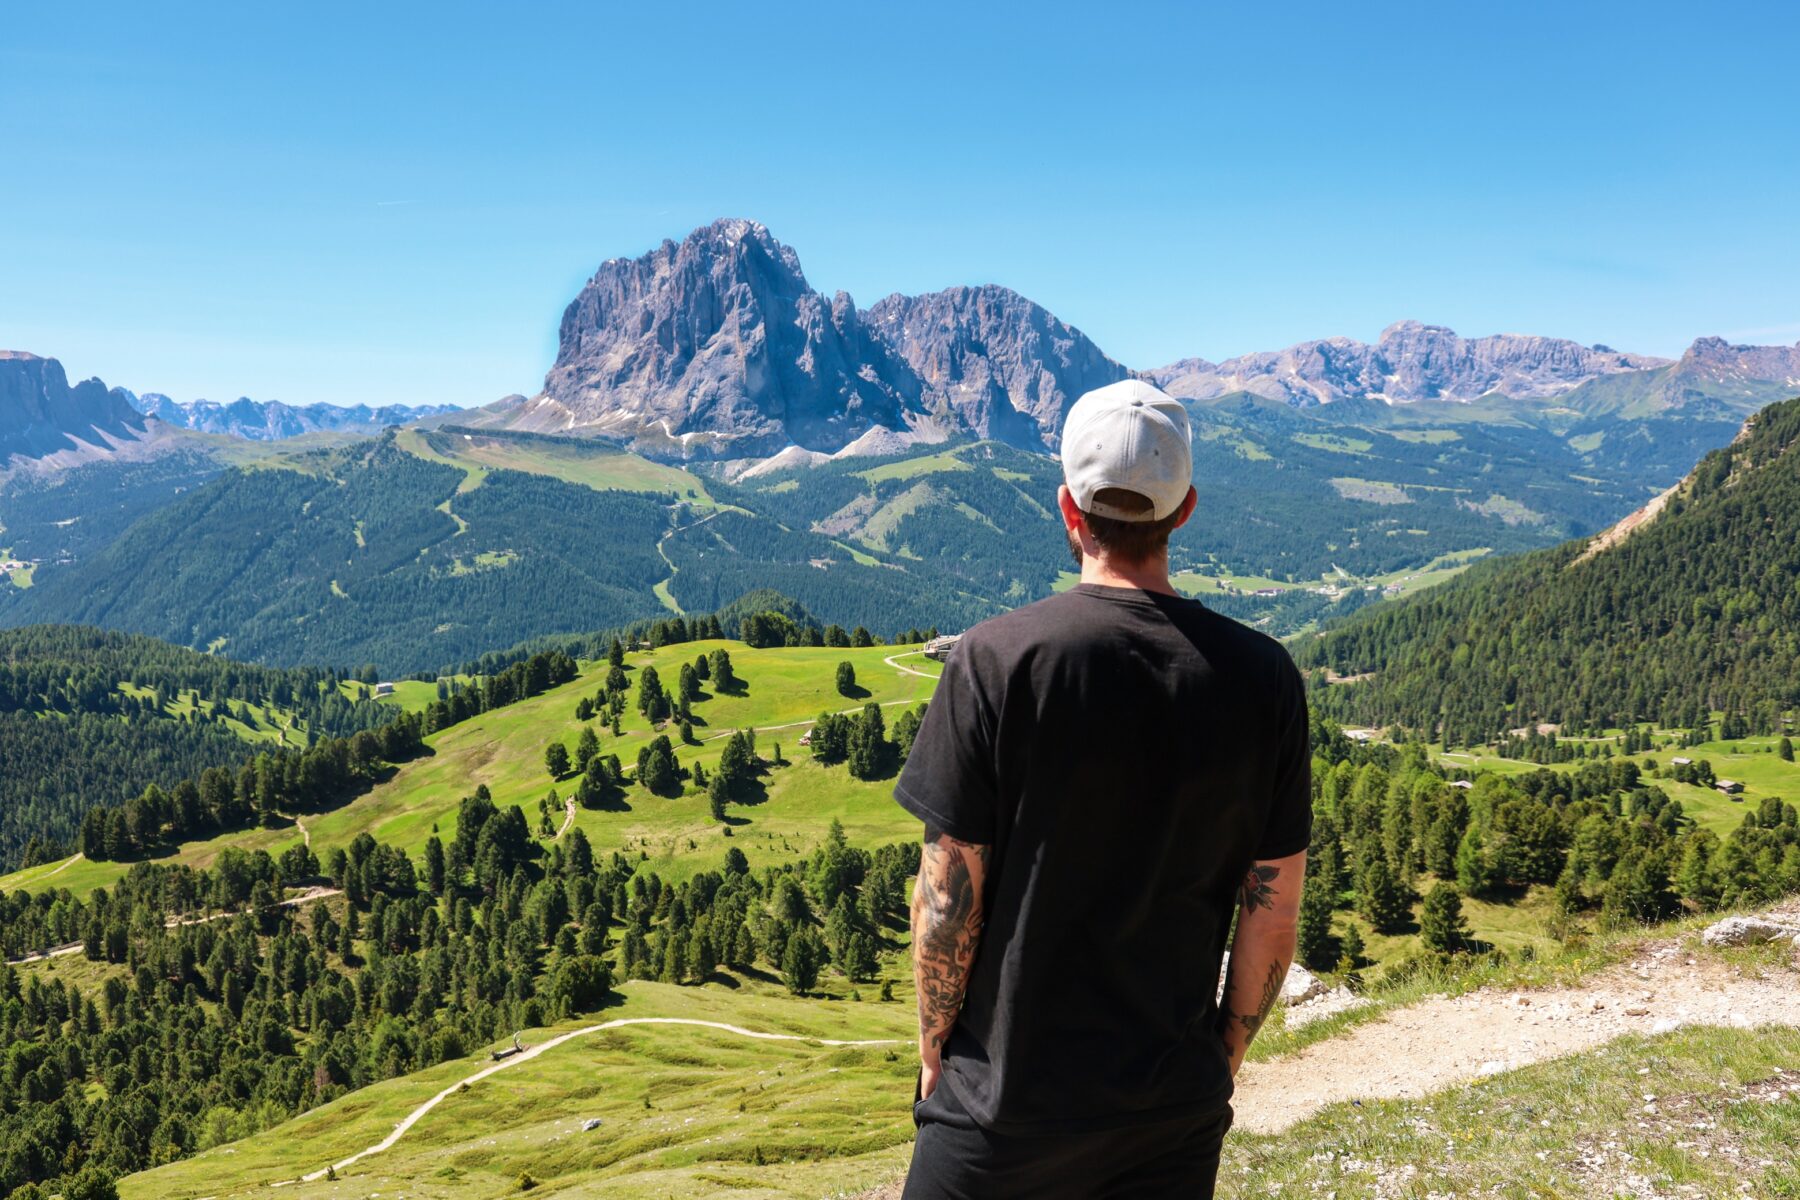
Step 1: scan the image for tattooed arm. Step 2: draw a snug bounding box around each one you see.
[911,825,990,1100]
[1216,847,1307,1077]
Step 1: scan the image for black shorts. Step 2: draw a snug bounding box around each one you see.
[904,1077,1233,1200]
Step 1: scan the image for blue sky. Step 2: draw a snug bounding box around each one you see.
[4,1,1798,408]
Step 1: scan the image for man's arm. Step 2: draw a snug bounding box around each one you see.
[910,825,989,1100]
[1216,847,1307,1077]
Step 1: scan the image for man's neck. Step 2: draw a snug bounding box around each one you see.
[1078,552,1177,596]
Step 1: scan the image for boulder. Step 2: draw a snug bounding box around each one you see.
[1700,916,1799,947]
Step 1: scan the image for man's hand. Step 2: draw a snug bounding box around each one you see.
[911,825,989,1099]
[1216,847,1306,1077]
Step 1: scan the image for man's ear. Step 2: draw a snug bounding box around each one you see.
[1057,484,1084,532]
[1170,486,1198,531]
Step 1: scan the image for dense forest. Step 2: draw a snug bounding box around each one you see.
[1299,396,1800,744]
[6,437,675,673]
[0,806,919,1198]
[0,452,222,570]
[0,627,396,872]
[1299,727,1800,974]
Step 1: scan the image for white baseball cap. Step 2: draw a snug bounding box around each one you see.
[1060,380,1193,521]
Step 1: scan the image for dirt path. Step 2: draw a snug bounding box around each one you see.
[851,914,1800,1196]
[289,1016,904,1184]
[554,795,576,840]
[1232,924,1800,1133]
[883,651,940,680]
[6,885,344,965]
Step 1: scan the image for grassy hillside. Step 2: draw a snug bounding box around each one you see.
[303,640,939,883]
[121,978,919,1200]
[0,640,938,896]
[103,912,1800,1199]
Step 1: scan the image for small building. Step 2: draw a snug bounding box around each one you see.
[1343,728,1377,743]
[1716,779,1744,795]
[1671,756,1693,766]
[1449,779,1474,790]
[374,681,396,696]
[923,633,963,662]
[798,730,812,747]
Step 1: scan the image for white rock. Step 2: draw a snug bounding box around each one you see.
[1701,916,1799,947]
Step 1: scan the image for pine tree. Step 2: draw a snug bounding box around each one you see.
[1418,882,1469,954]
[709,649,738,694]
[1356,856,1410,933]
[1336,923,1365,974]
[575,725,600,770]
[835,661,857,696]
[1295,859,1337,970]
[709,772,730,822]
[1780,736,1795,762]
[544,742,570,779]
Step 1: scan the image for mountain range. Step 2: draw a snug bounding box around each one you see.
[4,216,1800,673]
[130,392,456,440]
[477,218,1800,463]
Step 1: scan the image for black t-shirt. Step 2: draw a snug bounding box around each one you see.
[894,583,1312,1135]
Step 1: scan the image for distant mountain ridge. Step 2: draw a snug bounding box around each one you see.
[131,392,457,440]
[1150,320,1673,407]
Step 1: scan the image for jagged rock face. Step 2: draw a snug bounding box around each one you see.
[533,220,1125,457]
[1152,321,1670,407]
[130,394,456,440]
[0,351,147,459]
[1670,337,1800,398]
[866,285,1129,449]
[538,219,917,457]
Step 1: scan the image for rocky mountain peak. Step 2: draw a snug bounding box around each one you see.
[0,352,148,461]
[528,221,1125,458]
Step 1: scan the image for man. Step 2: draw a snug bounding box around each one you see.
[895,379,1310,1198]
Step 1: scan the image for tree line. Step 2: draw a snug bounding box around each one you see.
[74,651,577,864]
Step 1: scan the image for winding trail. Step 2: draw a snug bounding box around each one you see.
[292,1016,903,1184]
[883,651,941,680]
[554,795,576,840]
[6,886,344,965]
[652,510,723,616]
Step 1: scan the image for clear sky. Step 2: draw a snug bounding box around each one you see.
[4,1,1798,409]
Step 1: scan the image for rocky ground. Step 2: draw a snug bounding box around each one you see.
[850,904,1800,1196]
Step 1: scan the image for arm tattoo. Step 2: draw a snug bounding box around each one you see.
[1239,864,1280,913]
[912,828,989,1055]
[1225,960,1283,1036]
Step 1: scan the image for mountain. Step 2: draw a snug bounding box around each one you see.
[509,218,1128,457]
[0,350,151,461]
[864,284,1128,446]
[132,392,459,440]
[1150,320,1671,408]
[1299,395,1800,742]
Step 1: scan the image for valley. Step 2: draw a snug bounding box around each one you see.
[3,229,1800,1200]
